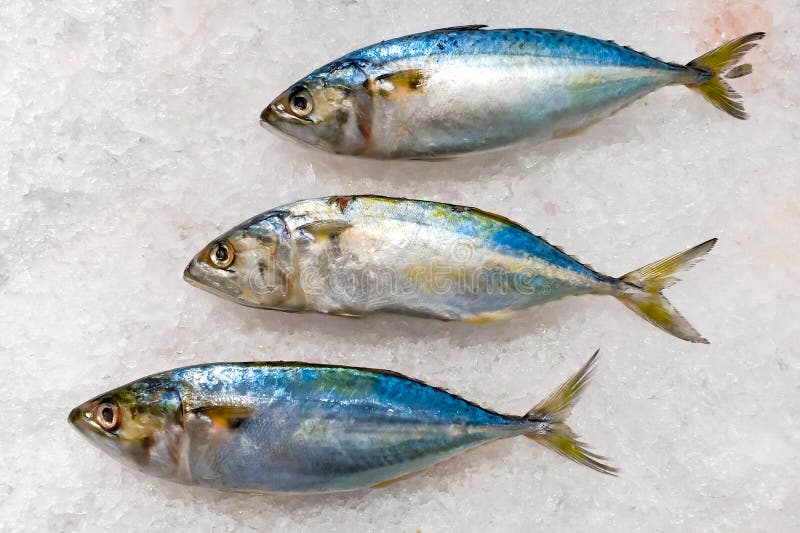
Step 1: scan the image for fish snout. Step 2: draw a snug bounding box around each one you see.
[260,105,277,128]
[183,260,203,287]
[182,258,241,300]
[183,259,197,285]
[68,403,96,436]
[68,406,82,427]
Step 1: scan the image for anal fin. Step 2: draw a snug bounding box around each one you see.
[464,309,517,324]
[372,470,422,489]
[553,121,600,140]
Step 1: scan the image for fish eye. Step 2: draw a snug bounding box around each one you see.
[94,402,121,432]
[289,89,313,117]
[210,241,235,269]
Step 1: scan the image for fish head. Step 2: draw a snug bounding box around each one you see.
[68,375,186,480]
[183,213,302,310]
[261,61,371,155]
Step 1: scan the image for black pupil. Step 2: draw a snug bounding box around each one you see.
[292,96,308,111]
[101,406,115,424]
[215,245,228,262]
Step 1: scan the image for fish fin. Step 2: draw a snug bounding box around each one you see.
[614,238,717,344]
[297,220,352,240]
[725,64,753,79]
[372,69,429,99]
[372,470,422,489]
[167,431,193,483]
[464,309,517,324]
[525,350,617,475]
[327,310,364,318]
[423,25,488,33]
[192,406,257,429]
[602,39,674,65]
[552,121,601,140]
[685,32,765,119]
[409,156,458,162]
[328,195,355,213]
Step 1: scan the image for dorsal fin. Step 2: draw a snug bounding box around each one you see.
[602,38,684,69]
[449,203,533,234]
[545,242,600,275]
[422,25,488,34]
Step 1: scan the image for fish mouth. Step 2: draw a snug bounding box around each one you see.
[183,259,244,301]
[183,261,201,287]
[68,406,83,427]
[259,105,275,128]
[182,259,213,289]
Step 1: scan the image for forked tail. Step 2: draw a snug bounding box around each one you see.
[684,32,765,119]
[614,238,717,343]
[524,351,617,475]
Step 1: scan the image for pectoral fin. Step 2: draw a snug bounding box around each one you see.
[297,220,352,240]
[328,310,364,318]
[370,69,429,99]
[192,406,257,430]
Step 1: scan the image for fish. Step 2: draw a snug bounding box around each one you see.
[68,352,614,493]
[183,195,716,343]
[260,26,764,159]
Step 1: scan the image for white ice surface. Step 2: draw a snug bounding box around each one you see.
[1,0,798,531]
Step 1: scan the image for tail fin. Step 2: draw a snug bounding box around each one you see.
[685,32,765,119]
[615,238,717,344]
[525,351,617,475]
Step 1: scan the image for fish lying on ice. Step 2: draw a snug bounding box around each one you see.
[69,352,614,493]
[261,26,764,159]
[184,195,716,343]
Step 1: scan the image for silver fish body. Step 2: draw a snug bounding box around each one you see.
[69,355,613,493]
[262,27,763,158]
[184,195,715,343]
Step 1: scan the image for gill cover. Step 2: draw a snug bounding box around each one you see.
[263,60,374,154]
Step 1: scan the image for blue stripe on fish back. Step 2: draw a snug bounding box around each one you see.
[442,205,603,279]
[350,198,604,281]
[490,224,600,277]
[297,365,513,427]
[175,364,514,428]
[344,28,683,72]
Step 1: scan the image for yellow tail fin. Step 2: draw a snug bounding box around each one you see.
[525,351,617,475]
[685,32,765,119]
[615,238,717,344]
